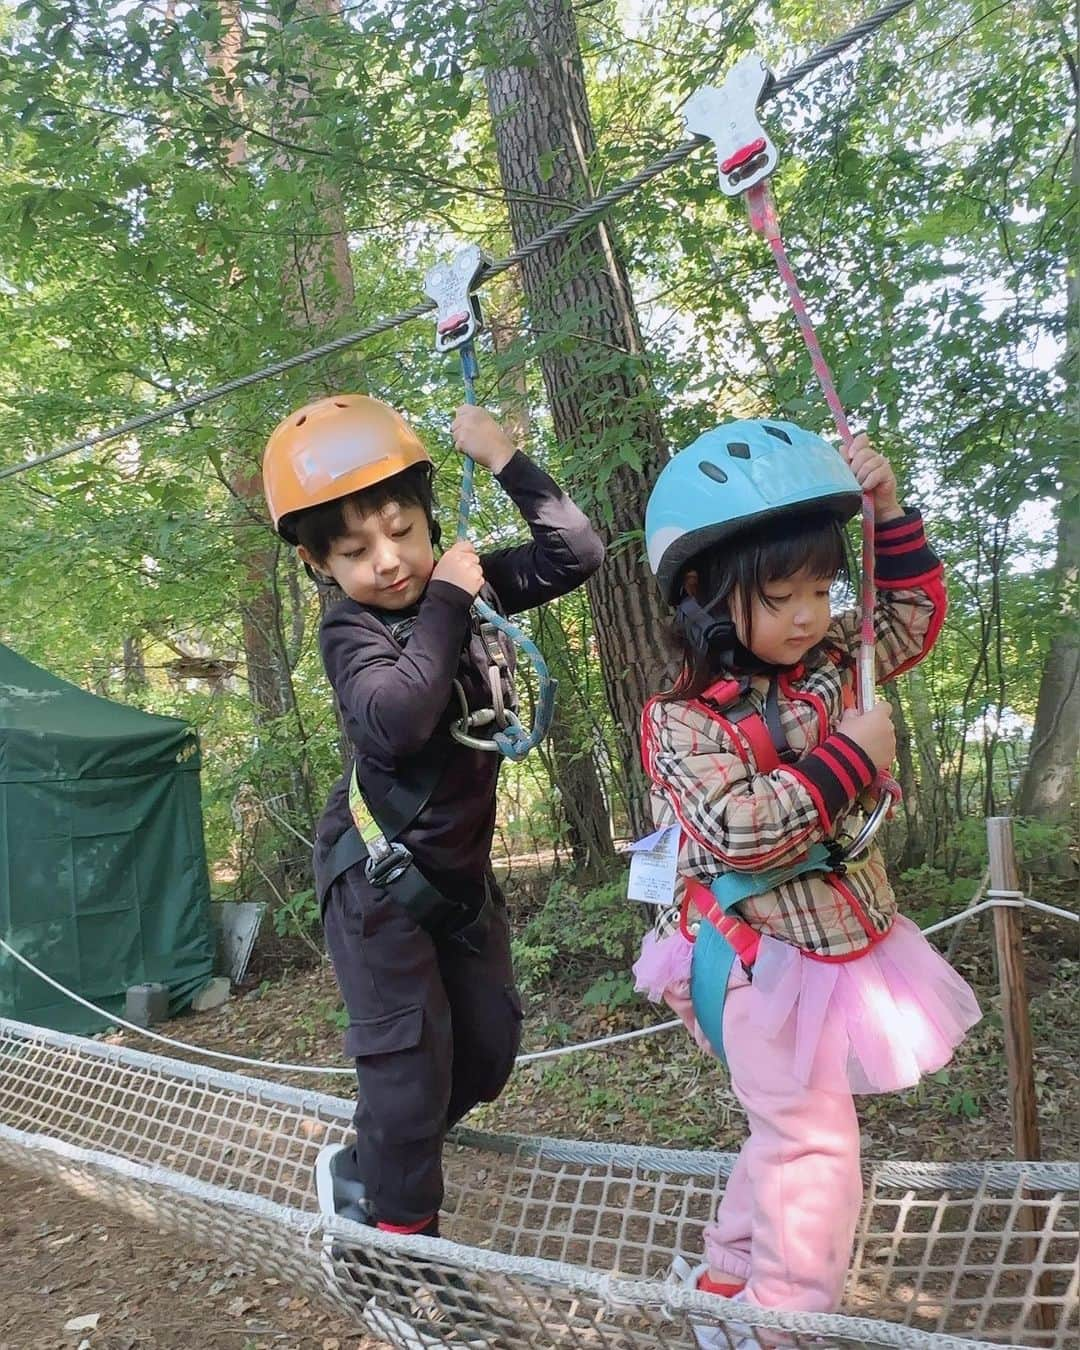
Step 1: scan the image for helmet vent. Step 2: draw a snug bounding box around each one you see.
[698,460,728,484]
[727,442,751,459]
[334,400,348,407]
[295,414,307,426]
[764,425,792,443]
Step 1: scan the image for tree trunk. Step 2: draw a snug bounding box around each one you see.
[884,682,925,871]
[265,0,358,776]
[533,609,617,880]
[489,298,617,878]
[482,0,673,836]
[1014,100,1079,846]
[122,636,147,694]
[1015,501,1080,831]
[207,3,324,877]
[906,665,946,866]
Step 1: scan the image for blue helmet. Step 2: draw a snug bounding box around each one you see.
[646,419,861,603]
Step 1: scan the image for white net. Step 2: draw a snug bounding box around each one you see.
[0,1016,1075,1349]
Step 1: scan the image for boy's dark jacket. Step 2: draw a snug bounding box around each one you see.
[313,452,604,909]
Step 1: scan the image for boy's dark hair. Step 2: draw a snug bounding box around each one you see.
[665,509,852,701]
[290,463,439,564]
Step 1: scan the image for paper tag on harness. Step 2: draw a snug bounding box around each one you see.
[625,824,680,905]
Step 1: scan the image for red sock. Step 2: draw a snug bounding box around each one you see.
[696,1271,746,1298]
[377,1214,439,1238]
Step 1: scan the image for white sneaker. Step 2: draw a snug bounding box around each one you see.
[671,1255,757,1350]
[315,1142,377,1291]
[315,1142,374,1226]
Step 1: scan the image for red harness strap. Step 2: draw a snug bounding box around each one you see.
[680,878,762,967]
[652,669,867,969]
[698,677,781,772]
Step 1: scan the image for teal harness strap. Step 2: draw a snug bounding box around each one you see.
[708,842,833,913]
[690,843,834,1062]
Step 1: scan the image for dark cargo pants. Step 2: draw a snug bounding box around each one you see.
[322,865,523,1228]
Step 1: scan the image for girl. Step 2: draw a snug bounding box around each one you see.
[634,418,980,1321]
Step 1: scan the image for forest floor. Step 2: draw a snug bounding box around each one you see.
[3,872,1076,1350]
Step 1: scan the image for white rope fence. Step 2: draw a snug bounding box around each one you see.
[0,887,1074,1077]
[921,891,1078,936]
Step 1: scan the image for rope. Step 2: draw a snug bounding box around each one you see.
[455,344,480,541]
[1,885,1072,1078]
[0,932,677,1076]
[516,1018,683,1064]
[441,331,557,761]
[920,892,1078,936]
[0,0,919,485]
[744,181,887,734]
[0,934,345,1075]
[995,894,1078,924]
[920,899,1011,936]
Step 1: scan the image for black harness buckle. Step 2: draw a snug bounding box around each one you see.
[363,838,414,888]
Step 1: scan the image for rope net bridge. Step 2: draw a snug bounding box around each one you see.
[0,1017,1076,1350]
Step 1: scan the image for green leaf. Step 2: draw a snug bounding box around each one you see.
[537,148,560,183]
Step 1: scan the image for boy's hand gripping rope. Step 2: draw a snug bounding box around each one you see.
[422,246,557,763]
[689,62,900,852]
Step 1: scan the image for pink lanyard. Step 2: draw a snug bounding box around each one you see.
[745,180,877,716]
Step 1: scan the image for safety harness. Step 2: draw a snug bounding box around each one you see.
[644,672,887,1060]
[317,609,501,952]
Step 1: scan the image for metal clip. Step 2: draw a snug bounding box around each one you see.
[363,835,413,888]
[683,53,778,197]
[842,783,899,862]
[422,244,491,353]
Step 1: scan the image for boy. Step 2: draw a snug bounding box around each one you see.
[262,393,603,1328]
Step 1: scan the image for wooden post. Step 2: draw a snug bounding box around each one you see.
[986,817,1053,1334]
[986,817,1041,1162]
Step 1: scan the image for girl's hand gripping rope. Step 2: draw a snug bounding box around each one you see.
[840,701,896,773]
[841,433,903,523]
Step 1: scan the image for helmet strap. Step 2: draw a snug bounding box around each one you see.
[303,560,342,594]
[675,594,770,674]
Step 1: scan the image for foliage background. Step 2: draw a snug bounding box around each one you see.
[0,0,1074,958]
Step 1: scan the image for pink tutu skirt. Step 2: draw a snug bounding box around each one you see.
[633,914,980,1095]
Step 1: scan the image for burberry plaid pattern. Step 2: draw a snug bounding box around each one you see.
[643,510,946,959]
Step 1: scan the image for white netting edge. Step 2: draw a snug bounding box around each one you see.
[0,1119,1028,1350]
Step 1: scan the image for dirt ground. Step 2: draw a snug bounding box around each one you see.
[1,897,1075,1349]
[0,1165,377,1350]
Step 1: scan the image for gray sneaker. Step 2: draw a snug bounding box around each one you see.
[315,1142,374,1228]
[314,1144,493,1348]
[362,1288,493,1349]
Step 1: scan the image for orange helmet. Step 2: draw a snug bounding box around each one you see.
[263,394,432,542]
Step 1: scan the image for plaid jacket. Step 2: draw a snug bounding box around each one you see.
[643,510,945,959]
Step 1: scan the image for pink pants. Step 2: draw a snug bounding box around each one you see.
[669,963,863,1313]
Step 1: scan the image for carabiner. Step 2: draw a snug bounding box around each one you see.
[843,778,901,861]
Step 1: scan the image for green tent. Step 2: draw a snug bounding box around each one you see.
[0,642,215,1033]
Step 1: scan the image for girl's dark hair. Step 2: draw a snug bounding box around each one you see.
[288,463,439,564]
[664,509,852,701]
